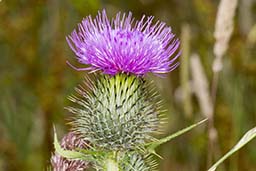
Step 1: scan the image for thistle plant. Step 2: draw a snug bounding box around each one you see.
[51,10,205,171]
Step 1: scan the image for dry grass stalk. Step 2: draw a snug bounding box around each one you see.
[247,24,256,46]
[213,0,238,73]
[208,0,238,167]
[190,54,213,118]
[212,0,238,113]
[190,54,221,167]
[180,24,193,118]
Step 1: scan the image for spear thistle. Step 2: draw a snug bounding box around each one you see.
[51,9,181,171]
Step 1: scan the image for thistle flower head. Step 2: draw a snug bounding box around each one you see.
[51,132,89,171]
[67,74,165,150]
[67,10,180,76]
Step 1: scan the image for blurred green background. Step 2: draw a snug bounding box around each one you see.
[0,0,256,171]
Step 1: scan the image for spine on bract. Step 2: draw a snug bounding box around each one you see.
[67,74,162,170]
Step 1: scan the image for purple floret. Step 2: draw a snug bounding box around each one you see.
[67,10,180,76]
[51,132,89,171]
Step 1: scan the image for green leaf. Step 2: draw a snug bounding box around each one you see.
[208,127,256,171]
[53,127,85,159]
[146,118,207,157]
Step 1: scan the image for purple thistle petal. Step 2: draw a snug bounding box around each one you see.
[67,10,180,76]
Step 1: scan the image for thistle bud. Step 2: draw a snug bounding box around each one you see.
[68,74,164,150]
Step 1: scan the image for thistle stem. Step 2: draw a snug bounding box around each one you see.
[106,158,119,171]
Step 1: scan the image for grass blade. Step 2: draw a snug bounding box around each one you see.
[208,127,256,171]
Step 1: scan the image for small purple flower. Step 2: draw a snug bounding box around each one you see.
[67,10,180,76]
[51,132,89,171]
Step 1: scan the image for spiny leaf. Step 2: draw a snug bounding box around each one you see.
[53,127,85,159]
[146,118,207,157]
[208,126,256,171]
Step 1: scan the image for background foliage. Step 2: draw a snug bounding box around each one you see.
[0,0,256,171]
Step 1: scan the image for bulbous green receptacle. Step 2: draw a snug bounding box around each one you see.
[68,74,164,150]
[102,151,157,171]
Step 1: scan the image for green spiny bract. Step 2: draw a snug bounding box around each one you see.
[92,151,157,171]
[67,74,165,150]
[119,152,157,171]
